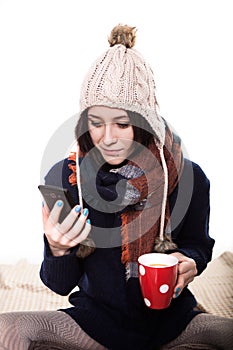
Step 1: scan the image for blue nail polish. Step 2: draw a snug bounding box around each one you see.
[87,219,91,225]
[175,287,181,298]
[83,208,89,216]
[57,200,63,207]
[42,201,44,207]
[75,205,81,213]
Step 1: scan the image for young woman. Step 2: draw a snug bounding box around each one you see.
[0,25,232,350]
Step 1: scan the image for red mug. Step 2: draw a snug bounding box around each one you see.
[138,253,178,309]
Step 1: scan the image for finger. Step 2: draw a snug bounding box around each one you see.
[58,219,91,247]
[72,219,92,245]
[64,208,89,241]
[178,263,197,284]
[173,273,185,298]
[49,200,64,226]
[178,260,195,274]
[42,201,50,227]
[173,268,197,298]
[42,201,49,225]
[59,205,82,232]
[173,286,182,299]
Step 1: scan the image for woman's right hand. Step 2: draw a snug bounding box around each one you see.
[42,200,91,256]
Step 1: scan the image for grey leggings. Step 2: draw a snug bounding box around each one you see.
[0,311,107,350]
[0,311,232,350]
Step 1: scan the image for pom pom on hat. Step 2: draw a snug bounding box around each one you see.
[108,24,137,48]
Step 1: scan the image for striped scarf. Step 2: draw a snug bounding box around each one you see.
[68,125,183,279]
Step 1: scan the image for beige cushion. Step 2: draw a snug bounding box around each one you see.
[0,260,70,312]
[0,252,232,318]
[189,251,233,318]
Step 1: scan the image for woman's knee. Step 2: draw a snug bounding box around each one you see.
[0,312,18,338]
[161,313,233,350]
[0,312,31,349]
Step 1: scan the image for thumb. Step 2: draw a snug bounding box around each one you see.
[42,201,50,228]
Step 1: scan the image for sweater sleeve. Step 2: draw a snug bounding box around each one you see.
[169,160,215,275]
[40,235,84,295]
[39,158,84,295]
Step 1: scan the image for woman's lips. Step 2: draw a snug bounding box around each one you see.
[100,148,123,156]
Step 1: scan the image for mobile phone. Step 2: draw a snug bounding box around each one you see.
[38,185,76,223]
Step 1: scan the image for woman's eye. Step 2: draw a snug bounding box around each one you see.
[117,123,130,129]
[90,121,103,128]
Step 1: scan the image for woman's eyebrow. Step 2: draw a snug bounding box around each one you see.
[87,114,102,119]
[113,116,130,121]
[87,114,129,120]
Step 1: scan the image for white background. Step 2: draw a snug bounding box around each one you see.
[0,0,232,264]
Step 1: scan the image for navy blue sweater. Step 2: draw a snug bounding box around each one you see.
[40,158,215,350]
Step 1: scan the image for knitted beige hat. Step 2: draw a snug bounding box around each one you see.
[79,24,165,147]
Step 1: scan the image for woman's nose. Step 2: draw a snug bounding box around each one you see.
[102,124,117,145]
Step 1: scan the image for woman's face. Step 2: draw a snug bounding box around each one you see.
[87,106,134,165]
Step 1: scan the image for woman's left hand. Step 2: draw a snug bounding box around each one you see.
[170,252,197,298]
